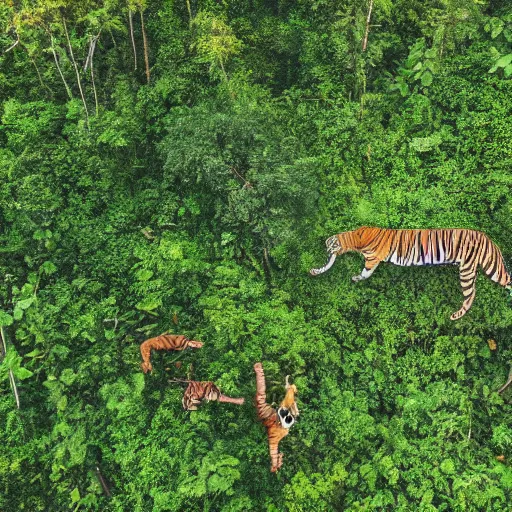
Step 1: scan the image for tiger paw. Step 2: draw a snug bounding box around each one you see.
[352,275,362,282]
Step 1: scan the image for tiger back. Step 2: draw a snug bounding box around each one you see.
[310,227,511,320]
[182,381,245,410]
[140,334,203,373]
[254,363,298,473]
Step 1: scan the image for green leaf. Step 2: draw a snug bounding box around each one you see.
[16,298,34,310]
[0,311,13,327]
[421,70,433,87]
[504,63,512,77]
[490,53,512,73]
[25,349,42,358]
[60,369,77,386]
[40,261,57,275]
[12,366,33,380]
[135,269,154,281]
[70,487,80,504]
[490,18,505,39]
[13,308,23,321]
[135,298,162,312]
[440,459,456,474]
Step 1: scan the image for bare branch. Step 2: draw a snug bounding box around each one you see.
[48,32,73,99]
[83,32,100,72]
[362,0,374,52]
[95,466,111,497]
[4,33,20,53]
[497,366,512,394]
[62,17,90,126]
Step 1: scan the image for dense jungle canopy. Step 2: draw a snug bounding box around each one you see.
[1,1,512,510]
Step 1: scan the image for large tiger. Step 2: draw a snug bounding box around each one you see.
[140,334,203,373]
[254,363,298,473]
[181,380,245,410]
[310,227,511,320]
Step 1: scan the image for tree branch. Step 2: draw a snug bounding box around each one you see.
[139,9,150,83]
[128,10,137,71]
[497,366,512,394]
[63,17,90,126]
[48,31,73,99]
[362,0,374,52]
[4,33,20,53]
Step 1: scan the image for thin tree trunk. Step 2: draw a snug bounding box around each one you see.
[90,48,99,116]
[0,326,20,409]
[83,31,99,72]
[185,0,192,23]
[63,17,89,125]
[362,0,374,51]
[219,58,229,82]
[95,466,111,497]
[140,9,150,83]
[128,10,137,70]
[49,34,73,99]
[85,31,101,116]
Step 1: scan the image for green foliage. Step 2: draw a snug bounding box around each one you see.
[0,1,512,511]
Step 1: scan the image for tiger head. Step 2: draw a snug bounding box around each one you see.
[277,406,296,429]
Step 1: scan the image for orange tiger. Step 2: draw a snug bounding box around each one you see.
[140,334,203,373]
[254,363,298,473]
[181,380,245,410]
[310,227,511,320]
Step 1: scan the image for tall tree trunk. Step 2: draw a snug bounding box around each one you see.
[84,32,101,116]
[140,9,150,83]
[128,10,137,70]
[63,18,89,126]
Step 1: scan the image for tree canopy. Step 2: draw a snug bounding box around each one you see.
[0,0,511,510]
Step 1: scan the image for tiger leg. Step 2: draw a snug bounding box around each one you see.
[450,262,478,321]
[352,259,380,282]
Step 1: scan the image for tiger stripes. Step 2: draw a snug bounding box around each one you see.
[140,334,203,373]
[254,363,297,473]
[310,227,511,320]
[181,381,245,410]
